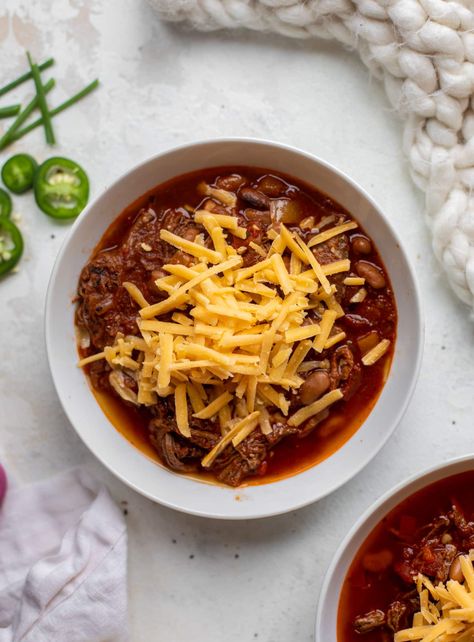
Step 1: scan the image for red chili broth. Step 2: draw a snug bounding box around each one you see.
[81,165,396,486]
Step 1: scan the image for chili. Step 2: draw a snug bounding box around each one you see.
[0,189,12,218]
[1,153,37,194]
[75,166,397,487]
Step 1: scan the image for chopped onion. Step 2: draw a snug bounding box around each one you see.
[109,371,138,405]
[75,325,90,350]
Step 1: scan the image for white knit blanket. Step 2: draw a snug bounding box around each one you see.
[148,0,474,316]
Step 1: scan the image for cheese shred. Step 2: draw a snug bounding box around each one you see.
[395,553,474,642]
[362,339,391,366]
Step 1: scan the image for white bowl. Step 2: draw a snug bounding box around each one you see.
[45,138,423,519]
[316,455,474,641]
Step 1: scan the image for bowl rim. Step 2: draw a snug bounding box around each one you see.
[44,136,424,519]
[315,453,474,640]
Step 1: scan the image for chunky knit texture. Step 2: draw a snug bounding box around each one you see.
[148,0,474,315]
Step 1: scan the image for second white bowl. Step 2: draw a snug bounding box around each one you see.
[315,455,474,641]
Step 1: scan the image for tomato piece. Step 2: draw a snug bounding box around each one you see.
[1,153,37,194]
[0,218,23,276]
[34,156,89,219]
[0,188,12,218]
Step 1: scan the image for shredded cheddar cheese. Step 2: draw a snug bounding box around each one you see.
[174,383,190,437]
[362,339,391,366]
[313,309,338,353]
[350,287,367,303]
[288,389,343,426]
[344,276,365,286]
[307,221,358,247]
[395,552,474,642]
[77,193,391,466]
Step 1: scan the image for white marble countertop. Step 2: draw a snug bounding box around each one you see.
[1,1,474,640]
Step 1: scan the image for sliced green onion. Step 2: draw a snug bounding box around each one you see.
[26,52,55,145]
[7,80,99,145]
[0,58,54,98]
[0,78,55,151]
[0,104,21,119]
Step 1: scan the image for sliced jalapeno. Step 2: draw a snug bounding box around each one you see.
[1,153,37,194]
[0,218,23,276]
[34,156,89,219]
[0,188,12,218]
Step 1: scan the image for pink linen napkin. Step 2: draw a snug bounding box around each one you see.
[0,468,128,642]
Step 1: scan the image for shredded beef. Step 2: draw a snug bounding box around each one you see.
[149,420,202,473]
[216,455,252,487]
[76,207,196,350]
[237,432,267,469]
[328,345,361,399]
[386,601,410,632]
[354,610,386,634]
[265,421,299,446]
[312,233,349,265]
[188,429,220,451]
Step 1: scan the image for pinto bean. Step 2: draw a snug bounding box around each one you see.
[245,208,271,224]
[449,556,464,582]
[239,187,270,209]
[215,174,246,191]
[257,175,287,197]
[355,261,386,289]
[352,236,372,255]
[300,370,330,405]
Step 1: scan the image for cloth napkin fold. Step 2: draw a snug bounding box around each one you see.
[0,467,128,642]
